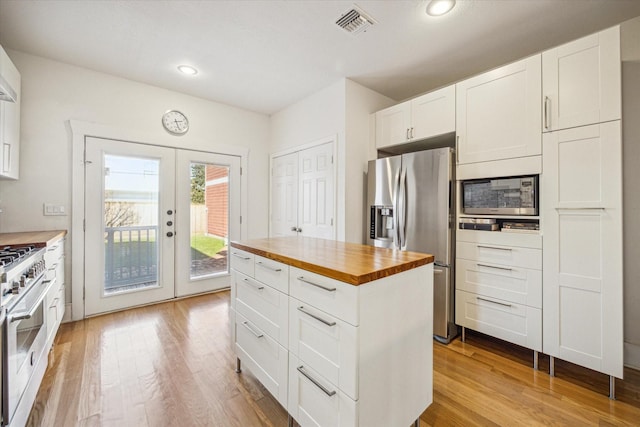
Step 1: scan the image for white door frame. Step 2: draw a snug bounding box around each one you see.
[268,134,338,239]
[70,120,249,321]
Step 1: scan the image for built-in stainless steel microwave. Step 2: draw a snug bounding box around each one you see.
[462,175,538,216]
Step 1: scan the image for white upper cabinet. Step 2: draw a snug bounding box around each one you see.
[542,121,623,378]
[375,102,411,149]
[375,85,455,150]
[0,45,21,180]
[456,55,541,165]
[542,26,621,133]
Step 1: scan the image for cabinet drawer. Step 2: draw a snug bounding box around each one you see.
[230,248,255,277]
[254,255,289,293]
[288,354,357,427]
[456,259,542,308]
[457,241,541,270]
[236,272,288,347]
[289,298,357,400]
[235,312,288,407]
[456,290,541,351]
[45,241,64,282]
[290,267,358,326]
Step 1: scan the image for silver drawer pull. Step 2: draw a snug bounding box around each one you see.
[297,366,336,397]
[243,278,264,290]
[477,264,513,272]
[256,261,282,272]
[297,276,336,292]
[231,252,251,260]
[477,245,512,251]
[297,306,336,327]
[476,297,512,308]
[48,263,59,271]
[555,207,605,211]
[241,321,264,338]
[47,245,59,251]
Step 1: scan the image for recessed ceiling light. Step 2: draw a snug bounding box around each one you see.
[177,65,198,75]
[426,0,455,16]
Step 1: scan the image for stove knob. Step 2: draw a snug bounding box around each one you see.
[12,281,20,294]
[28,268,35,278]
[20,275,26,287]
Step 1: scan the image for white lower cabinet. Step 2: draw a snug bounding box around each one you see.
[231,245,434,427]
[455,231,543,354]
[288,354,357,427]
[235,311,289,407]
[289,297,358,400]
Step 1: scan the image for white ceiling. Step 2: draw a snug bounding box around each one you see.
[1,0,639,115]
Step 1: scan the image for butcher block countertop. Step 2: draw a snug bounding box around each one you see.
[231,236,434,285]
[0,230,67,248]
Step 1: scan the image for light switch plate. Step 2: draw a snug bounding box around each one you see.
[43,203,67,216]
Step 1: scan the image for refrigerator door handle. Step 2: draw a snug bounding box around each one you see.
[394,168,401,249]
[398,166,408,249]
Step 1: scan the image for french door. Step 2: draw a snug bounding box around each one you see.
[84,137,240,316]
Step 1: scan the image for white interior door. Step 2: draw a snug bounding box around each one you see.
[298,142,334,239]
[84,137,176,316]
[174,149,241,296]
[270,152,298,237]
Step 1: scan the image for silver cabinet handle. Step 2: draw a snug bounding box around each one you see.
[47,245,59,251]
[455,135,460,164]
[48,263,59,271]
[544,96,551,130]
[555,207,605,211]
[410,127,414,139]
[477,264,513,272]
[406,128,410,140]
[242,321,264,338]
[256,261,282,272]
[476,297,512,308]
[297,306,336,327]
[297,366,336,397]
[477,245,512,252]
[231,252,251,260]
[297,276,336,292]
[242,277,264,290]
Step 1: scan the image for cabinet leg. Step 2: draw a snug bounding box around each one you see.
[413,418,420,427]
[235,357,242,373]
[533,351,539,370]
[609,376,616,400]
[461,326,466,343]
[549,356,555,377]
[288,414,295,427]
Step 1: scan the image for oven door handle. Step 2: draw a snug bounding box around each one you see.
[9,278,56,323]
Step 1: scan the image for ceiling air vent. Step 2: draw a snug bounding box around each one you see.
[335,6,376,35]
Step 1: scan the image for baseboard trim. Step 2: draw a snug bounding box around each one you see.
[624,341,640,370]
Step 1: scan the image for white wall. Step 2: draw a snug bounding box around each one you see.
[622,61,640,369]
[0,50,270,318]
[345,80,394,243]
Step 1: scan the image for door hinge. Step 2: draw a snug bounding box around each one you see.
[83,219,86,232]
[240,167,243,176]
[331,155,334,164]
[331,218,333,226]
[240,215,242,224]
[83,150,92,165]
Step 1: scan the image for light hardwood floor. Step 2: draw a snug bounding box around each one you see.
[28,291,640,426]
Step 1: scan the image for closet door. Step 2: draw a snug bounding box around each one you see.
[270,152,299,237]
[298,142,335,239]
[542,121,623,378]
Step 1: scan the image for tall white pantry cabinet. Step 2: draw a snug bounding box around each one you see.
[542,25,623,383]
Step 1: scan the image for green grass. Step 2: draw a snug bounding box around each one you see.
[190,234,226,260]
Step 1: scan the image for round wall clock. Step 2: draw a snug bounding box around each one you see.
[162,110,189,135]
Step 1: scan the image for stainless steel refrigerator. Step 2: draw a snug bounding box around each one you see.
[366,148,457,343]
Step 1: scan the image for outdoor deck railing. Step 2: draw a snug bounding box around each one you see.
[104,225,158,291]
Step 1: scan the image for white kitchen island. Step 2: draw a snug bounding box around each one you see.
[229,236,434,427]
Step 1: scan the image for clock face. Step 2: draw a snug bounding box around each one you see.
[162,110,189,135]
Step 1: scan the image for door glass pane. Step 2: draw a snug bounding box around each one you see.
[104,155,159,295]
[190,162,229,279]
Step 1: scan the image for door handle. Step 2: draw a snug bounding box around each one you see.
[544,96,551,130]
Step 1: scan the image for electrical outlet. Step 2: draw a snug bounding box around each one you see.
[43,203,67,216]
